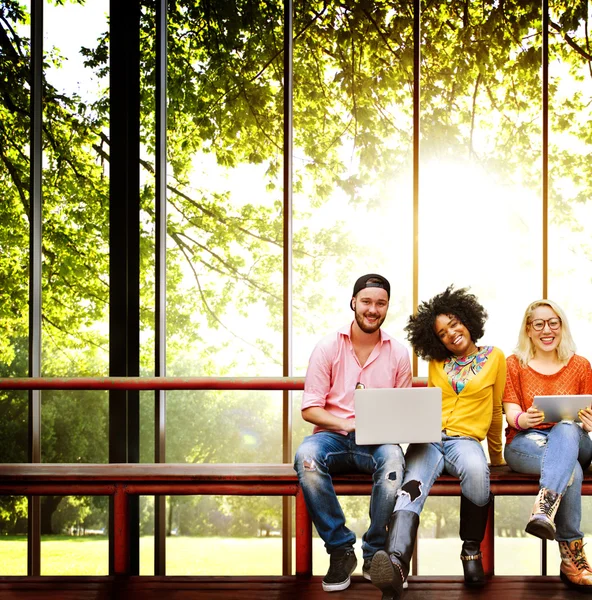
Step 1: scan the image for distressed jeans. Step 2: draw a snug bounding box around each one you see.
[294,431,404,558]
[504,422,592,541]
[394,434,490,515]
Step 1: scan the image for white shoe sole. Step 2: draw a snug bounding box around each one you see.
[322,576,351,592]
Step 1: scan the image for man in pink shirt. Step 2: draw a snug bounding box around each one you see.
[294,274,412,593]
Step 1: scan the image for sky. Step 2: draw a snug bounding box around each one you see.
[43,0,108,100]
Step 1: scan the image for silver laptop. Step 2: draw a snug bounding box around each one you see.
[533,394,592,423]
[355,387,442,445]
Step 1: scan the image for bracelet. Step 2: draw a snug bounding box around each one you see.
[514,411,526,431]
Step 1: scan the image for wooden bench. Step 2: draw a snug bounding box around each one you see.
[2,462,591,578]
[0,377,589,596]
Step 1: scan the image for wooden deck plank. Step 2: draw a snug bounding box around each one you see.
[0,576,578,599]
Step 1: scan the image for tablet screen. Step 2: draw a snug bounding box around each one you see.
[533,395,592,423]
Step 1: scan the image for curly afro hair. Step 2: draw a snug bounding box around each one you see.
[405,285,488,362]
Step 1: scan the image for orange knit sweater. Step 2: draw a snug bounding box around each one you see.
[503,353,592,444]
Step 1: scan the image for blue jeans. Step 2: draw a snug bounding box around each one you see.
[504,422,592,541]
[394,434,490,515]
[294,431,404,558]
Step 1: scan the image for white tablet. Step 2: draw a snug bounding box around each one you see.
[533,395,592,423]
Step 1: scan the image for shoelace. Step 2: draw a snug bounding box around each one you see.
[540,494,558,516]
[572,542,591,571]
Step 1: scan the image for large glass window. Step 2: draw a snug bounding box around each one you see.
[292,6,414,575]
[418,1,542,369]
[160,0,285,379]
[40,0,110,575]
[157,0,286,573]
[41,0,110,377]
[292,1,414,375]
[0,0,31,573]
[548,0,592,359]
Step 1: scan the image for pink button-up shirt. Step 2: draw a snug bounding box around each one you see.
[302,322,412,434]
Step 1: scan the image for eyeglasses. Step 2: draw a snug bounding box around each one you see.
[529,318,561,331]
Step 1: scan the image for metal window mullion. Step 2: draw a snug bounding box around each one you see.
[28,0,43,577]
[412,0,420,380]
[411,0,421,577]
[282,0,294,577]
[109,0,141,576]
[541,1,549,572]
[542,0,549,300]
[154,0,168,577]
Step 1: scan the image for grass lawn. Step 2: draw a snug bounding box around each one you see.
[0,535,561,576]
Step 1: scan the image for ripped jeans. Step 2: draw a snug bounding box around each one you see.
[294,431,404,558]
[504,422,592,541]
[393,434,490,515]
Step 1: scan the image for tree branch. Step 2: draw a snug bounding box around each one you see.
[198,1,332,125]
[549,19,592,62]
[361,8,401,59]
[0,136,28,214]
[94,137,320,263]
[469,72,481,158]
[43,314,107,352]
[238,82,282,152]
[173,238,281,366]
[171,229,283,303]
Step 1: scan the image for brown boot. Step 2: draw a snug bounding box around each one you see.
[370,510,419,600]
[559,539,592,591]
[525,488,562,541]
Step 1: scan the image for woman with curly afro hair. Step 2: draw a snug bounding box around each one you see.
[370,286,506,600]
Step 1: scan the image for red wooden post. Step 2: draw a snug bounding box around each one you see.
[295,487,313,577]
[482,497,495,577]
[113,484,130,575]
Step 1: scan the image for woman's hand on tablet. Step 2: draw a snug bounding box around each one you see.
[579,407,592,432]
[524,405,545,427]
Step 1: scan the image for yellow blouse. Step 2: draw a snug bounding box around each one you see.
[428,346,506,465]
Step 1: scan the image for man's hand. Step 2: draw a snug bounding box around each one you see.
[342,418,355,433]
[302,407,355,433]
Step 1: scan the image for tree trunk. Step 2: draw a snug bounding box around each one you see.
[166,498,173,536]
[40,496,62,535]
[435,514,442,538]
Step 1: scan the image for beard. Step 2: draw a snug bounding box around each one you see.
[354,309,385,334]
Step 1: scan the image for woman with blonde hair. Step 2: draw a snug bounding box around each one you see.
[504,299,592,591]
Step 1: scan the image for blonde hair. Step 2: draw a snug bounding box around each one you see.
[514,299,576,366]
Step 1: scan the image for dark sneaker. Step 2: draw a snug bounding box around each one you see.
[363,558,372,580]
[322,548,357,592]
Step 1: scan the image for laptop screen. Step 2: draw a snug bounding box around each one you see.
[354,387,442,445]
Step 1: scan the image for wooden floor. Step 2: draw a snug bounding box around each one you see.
[0,575,583,599]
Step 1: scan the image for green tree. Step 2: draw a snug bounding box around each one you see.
[1,0,591,536]
[2,1,591,367]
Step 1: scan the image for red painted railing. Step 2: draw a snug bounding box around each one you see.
[0,376,307,391]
